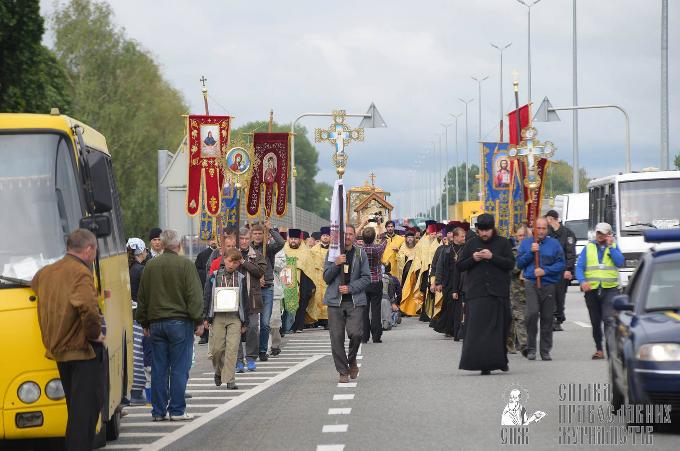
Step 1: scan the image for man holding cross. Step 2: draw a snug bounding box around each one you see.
[516,218,565,361]
[323,225,371,383]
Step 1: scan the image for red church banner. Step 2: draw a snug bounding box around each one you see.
[246,132,290,217]
[507,104,530,145]
[186,115,231,216]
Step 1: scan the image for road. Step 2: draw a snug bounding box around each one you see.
[7,289,679,450]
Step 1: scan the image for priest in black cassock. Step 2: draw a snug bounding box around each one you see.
[457,214,515,375]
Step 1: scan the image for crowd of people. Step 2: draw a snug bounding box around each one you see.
[392,210,623,375]
[29,208,624,448]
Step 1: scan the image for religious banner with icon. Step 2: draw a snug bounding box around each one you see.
[187,115,231,216]
[246,132,290,217]
[482,142,525,237]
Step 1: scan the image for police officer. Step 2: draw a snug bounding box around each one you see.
[575,222,624,359]
[545,210,576,331]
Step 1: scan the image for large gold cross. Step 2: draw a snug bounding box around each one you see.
[508,126,556,189]
[315,110,365,176]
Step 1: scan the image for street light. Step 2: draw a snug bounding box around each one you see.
[459,97,474,201]
[449,113,463,205]
[515,0,542,103]
[441,123,454,219]
[491,42,512,141]
[471,75,489,144]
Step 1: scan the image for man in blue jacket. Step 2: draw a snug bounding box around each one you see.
[516,218,565,361]
[323,225,371,383]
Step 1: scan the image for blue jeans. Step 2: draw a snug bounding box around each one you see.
[149,319,194,417]
[259,286,273,353]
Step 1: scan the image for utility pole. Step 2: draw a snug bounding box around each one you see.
[661,0,669,170]
[491,43,512,141]
[572,0,579,191]
[459,98,474,201]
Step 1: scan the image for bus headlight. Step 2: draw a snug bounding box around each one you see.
[45,379,65,400]
[637,343,680,361]
[17,382,41,404]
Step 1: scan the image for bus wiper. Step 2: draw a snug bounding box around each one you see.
[622,223,657,229]
[0,275,31,286]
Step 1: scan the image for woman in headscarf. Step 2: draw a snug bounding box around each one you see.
[127,238,149,405]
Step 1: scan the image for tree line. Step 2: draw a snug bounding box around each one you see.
[0,0,331,239]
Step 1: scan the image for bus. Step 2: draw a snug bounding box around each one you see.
[0,112,132,447]
[587,169,680,286]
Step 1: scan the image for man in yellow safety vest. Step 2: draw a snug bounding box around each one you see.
[575,222,624,360]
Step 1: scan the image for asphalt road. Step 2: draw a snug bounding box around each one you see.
[160,288,678,451]
[5,289,678,450]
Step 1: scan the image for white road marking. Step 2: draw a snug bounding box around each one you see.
[316,445,345,451]
[322,424,348,433]
[103,445,143,450]
[123,422,180,427]
[328,408,352,415]
[142,355,325,451]
[573,321,592,328]
[187,383,260,387]
[332,394,355,401]
[356,355,363,360]
[119,432,166,437]
[186,389,247,393]
[336,382,357,388]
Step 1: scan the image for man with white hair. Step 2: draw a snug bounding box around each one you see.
[136,229,204,422]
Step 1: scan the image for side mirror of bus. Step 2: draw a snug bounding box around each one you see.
[80,214,112,238]
[86,151,113,213]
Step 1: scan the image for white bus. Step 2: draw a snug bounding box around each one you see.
[587,170,680,286]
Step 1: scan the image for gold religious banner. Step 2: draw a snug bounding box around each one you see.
[314,110,365,177]
[508,125,556,190]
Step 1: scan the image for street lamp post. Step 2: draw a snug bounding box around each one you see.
[441,123,454,220]
[450,113,463,205]
[661,0,669,170]
[515,0,543,103]
[572,0,579,192]
[437,134,444,221]
[491,42,512,141]
[459,98,474,201]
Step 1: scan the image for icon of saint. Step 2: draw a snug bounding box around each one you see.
[496,159,511,188]
[263,155,277,185]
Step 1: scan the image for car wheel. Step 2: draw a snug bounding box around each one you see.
[106,406,122,441]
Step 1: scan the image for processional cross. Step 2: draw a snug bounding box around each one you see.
[315,110,365,177]
[508,125,556,189]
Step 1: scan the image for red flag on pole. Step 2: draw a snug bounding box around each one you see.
[507,105,530,145]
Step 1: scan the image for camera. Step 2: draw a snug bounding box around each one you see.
[368,211,384,224]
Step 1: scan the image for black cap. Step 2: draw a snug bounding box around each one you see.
[545,209,559,219]
[148,227,162,241]
[288,228,302,239]
[320,226,331,235]
[311,232,321,240]
[475,213,495,230]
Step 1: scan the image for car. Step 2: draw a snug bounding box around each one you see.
[607,229,680,420]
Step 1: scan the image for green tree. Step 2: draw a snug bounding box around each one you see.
[50,0,188,239]
[229,120,331,219]
[543,159,590,197]
[0,0,71,112]
[674,153,680,170]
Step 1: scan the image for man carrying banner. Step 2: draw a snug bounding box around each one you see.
[323,225,371,383]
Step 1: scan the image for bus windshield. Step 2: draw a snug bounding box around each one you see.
[0,134,83,283]
[619,179,680,236]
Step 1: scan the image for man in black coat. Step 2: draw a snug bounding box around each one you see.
[545,210,577,331]
[457,214,515,375]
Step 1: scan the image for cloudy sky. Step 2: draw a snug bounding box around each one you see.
[41,0,678,217]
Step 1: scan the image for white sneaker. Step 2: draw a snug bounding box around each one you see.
[169,412,193,421]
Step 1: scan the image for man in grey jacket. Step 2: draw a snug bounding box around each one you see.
[323,225,371,383]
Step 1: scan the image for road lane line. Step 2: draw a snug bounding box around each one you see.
[119,432,166,437]
[332,394,354,401]
[328,408,352,415]
[573,321,592,328]
[322,424,348,433]
[336,382,357,388]
[142,354,325,451]
[316,445,345,451]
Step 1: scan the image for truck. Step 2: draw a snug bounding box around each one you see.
[553,192,589,258]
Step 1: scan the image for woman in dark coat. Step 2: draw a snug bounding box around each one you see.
[127,238,148,404]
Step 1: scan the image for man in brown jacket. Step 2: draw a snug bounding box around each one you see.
[32,229,105,451]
